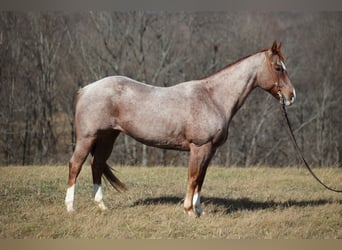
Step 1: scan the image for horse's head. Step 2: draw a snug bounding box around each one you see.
[258,41,296,106]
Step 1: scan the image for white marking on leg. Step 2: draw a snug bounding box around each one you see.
[94,184,107,210]
[93,184,103,202]
[192,192,200,208]
[184,193,193,215]
[192,192,203,215]
[65,184,75,212]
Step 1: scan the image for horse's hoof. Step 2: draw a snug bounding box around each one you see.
[184,208,201,218]
[66,207,75,213]
[66,202,75,212]
[195,208,206,217]
[96,201,108,211]
[195,206,206,216]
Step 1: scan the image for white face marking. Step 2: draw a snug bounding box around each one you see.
[65,184,75,212]
[280,60,287,71]
[292,88,296,99]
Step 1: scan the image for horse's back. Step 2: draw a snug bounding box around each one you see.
[75,76,182,134]
[75,76,138,136]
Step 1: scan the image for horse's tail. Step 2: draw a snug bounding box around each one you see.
[103,164,128,192]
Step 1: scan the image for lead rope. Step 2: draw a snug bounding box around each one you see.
[280,97,342,193]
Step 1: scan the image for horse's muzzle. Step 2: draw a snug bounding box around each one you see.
[278,89,296,106]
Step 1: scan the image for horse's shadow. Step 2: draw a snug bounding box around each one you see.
[131,195,341,214]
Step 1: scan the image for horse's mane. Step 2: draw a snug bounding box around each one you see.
[201,48,269,80]
[201,45,285,80]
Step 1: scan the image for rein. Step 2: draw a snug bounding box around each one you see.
[280,98,342,193]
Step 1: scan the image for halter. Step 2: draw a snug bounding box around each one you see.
[264,51,282,97]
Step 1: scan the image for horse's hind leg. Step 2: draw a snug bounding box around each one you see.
[90,131,119,210]
[65,136,95,212]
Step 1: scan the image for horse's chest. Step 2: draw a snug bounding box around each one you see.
[187,117,228,147]
[212,126,228,146]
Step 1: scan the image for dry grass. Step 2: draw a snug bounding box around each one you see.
[0,165,341,239]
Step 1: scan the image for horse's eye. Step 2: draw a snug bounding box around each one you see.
[275,65,284,72]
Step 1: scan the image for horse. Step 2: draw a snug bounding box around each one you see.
[65,41,296,217]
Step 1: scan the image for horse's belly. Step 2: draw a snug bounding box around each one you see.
[117,117,190,150]
[129,130,190,151]
[135,136,190,151]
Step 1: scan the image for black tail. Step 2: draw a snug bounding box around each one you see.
[103,164,127,192]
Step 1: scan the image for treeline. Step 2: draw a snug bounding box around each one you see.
[0,12,341,167]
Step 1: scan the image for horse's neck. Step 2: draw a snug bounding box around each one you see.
[204,52,263,119]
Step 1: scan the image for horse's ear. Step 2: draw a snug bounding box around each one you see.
[278,42,282,51]
[271,40,278,54]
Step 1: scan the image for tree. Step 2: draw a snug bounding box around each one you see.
[0,12,341,167]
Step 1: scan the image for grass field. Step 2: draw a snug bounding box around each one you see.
[0,165,341,239]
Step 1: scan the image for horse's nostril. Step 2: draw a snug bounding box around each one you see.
[289,91,295,99]
[290,93,295,103]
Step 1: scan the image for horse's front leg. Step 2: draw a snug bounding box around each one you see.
[184,142,216,217]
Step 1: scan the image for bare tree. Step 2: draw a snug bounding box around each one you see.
[0,12,341,167]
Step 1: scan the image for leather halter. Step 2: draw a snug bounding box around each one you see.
[264,51,282,97]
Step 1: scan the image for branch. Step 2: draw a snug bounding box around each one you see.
[263,113,319,161]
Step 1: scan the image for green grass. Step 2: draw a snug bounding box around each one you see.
[0,165,341,239]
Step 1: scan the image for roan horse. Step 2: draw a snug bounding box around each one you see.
[65,41,296,217]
